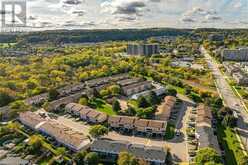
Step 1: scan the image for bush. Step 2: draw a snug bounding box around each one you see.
[137,96,150,108]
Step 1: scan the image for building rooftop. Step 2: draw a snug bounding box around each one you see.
[91,139,167,163]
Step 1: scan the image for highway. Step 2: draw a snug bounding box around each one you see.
[201,47,248,152]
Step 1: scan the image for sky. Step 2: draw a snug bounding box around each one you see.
[1,0,248,30]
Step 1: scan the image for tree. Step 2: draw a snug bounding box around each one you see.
[222,115,237,128]
[56,147,66,156]
[214,97,223,108]
[125,106,136,116]
[137,96,150,108]
[48,88,60,101]
[195,147,222,165]
[79,97,88,106]
[112,99,121,112]
[147,91,158,105]
[27,135,43,153]
[117,152,139,165]
[0,91,14,107]
[84,152,99,165]
[74,151,87,164]
[89,125,108,138]
[167,87,177,97]
[99,89,109,98]
[108,85,121,95]
[240,155,248,165]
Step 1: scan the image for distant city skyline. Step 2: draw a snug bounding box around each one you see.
[1,0,248,30]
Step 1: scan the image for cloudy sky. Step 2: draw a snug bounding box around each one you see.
[1,0,248,30]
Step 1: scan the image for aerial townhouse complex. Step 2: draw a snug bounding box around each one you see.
[90,139,168,165]
[195,104,221,154]
[222,48,248,61]
[19,111,91,152]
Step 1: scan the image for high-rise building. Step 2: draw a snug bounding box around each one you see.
[222,48,248,61]
[127,43,160,56]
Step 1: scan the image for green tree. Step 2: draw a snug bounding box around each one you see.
[147,91,158,105]
[79,97,88,106]
[117,152,139,165]
[48,88,60,101]
[125,106,136,116]
[84,152,99,165]
[137,96,150,108]
[89,125,108,138]
[112,99,121,112]
[27,135,43,153]
[56,147,66,156]
[240,155,248,165]
[195,147,222,165]
[167,87,177,97]
[74,151,87,164]
[0,91,14,107]
[108,85,121,95]
[214,98,223,108]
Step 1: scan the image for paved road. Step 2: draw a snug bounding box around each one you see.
[201,47,248,152]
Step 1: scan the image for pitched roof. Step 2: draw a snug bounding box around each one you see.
[196,104,212,126]
[148,120,166,129]
[155,96,176,121]
[134,119,149,127]
[108,116,122,123]
[19,111,46,128]
[91,139,167,162]
[65,103,107,123]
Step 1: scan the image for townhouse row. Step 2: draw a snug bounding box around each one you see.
[155,96,177,121]
[19,111,91,152]
[195,104,221,154]
[91,139,167,165]
[108,115,167,136]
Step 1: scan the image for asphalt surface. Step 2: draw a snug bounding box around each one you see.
[201,47,248,152]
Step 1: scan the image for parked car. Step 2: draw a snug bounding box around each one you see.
[175,129,181,136]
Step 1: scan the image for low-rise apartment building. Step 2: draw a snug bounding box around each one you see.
[65,103,108,123]
[195,104,221,154]
[90,139,168,165]
[122,81,153,96]
[222,48,248,61]
[223,62,248,86]
[155,96,177,121]
[233,72,248,86]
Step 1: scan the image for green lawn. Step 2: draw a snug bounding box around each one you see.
[89,98,117,116]
[167,84,185,95]
[217,124,246,165]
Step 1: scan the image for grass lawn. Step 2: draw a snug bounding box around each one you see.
[216,123,246,165]
[165,122,175,140]
[167,84,185,95]
[89,98,117,116]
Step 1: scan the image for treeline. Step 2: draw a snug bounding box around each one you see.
[0,28,192,44]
